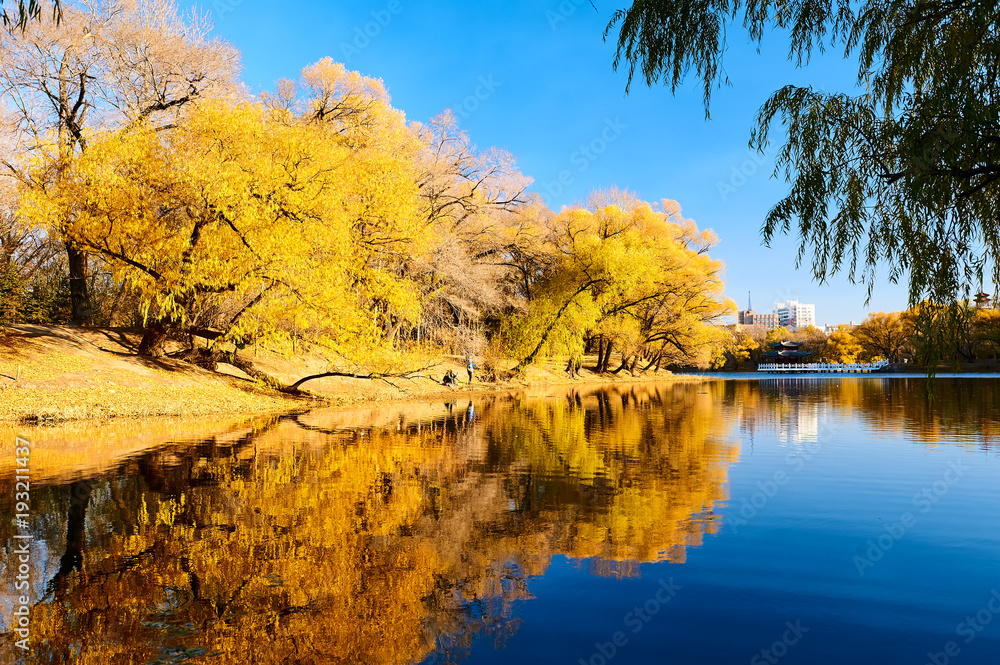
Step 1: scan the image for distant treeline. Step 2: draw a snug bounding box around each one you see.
[717,305,1000,369]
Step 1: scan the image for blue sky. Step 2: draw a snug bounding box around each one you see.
[195,0,910,325]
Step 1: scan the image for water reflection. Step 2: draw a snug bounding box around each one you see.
[4,376,998,664]
[0,383,738,665]
[726,376,1000,450]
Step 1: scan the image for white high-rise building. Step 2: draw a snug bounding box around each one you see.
[774,300,816,329]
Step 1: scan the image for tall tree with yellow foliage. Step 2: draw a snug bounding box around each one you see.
[0,0,239,323]
[24,86,428,384]
[823,325,864,363]
[854,311,913,363]
[507,198,732,373]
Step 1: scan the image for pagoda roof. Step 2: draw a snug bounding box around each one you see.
[769,340,805,349]
[762,350,812,359]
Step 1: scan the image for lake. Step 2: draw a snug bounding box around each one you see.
[2,376,999,664]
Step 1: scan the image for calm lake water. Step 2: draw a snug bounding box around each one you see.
[2,376,1000,664]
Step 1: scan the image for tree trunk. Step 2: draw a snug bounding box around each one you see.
[513,281,597,374]
[612,354,631,374]
[597,336,605,372]
[66,243,92,326]
[598,340,614,373]
[137,320,170,357]
[224,350,288,390]
[54,480,91,599]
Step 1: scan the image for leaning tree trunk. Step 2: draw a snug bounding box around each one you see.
[513,282,597,374]
[224,350,289,391]
[137,320,170,357]
[66,243,92,326]
[612,354,631,374]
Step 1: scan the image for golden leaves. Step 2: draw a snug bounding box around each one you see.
[506,199,733,366]
[22,80,427,364]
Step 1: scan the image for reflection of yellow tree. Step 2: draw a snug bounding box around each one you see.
[25,428,448,664]
[474,384,738,565]
[10,382,738,664]
[843,378,1000,447]
[727,378,1000,451]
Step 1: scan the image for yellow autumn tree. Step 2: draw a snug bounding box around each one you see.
[506,198,733,372]
[23,78,429,385]
[823,325,864,363]
[854,311,913,363]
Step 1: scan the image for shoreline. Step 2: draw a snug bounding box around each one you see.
[10,324,996,426]
[2,369,706,425]
[0,324,706,425]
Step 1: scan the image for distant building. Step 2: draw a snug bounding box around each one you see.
[739,293,818,330]
[737,310,781,329]
[825,322,858,334]
[738,293,782,329]
[755,313,780,329]
[774,300,816,329]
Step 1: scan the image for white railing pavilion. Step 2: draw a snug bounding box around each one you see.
[756,359,890,373]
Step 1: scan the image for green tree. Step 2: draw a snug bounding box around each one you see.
[607,0,1000,308]
[0,0,59,29]
[971,308,1000,360]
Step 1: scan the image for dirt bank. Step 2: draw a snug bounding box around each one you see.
[0,325,700,423]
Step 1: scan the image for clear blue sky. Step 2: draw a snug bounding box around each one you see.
[193,0,909,325]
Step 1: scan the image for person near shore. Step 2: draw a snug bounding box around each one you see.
[466,357,476,384]
[442,369,457,387]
